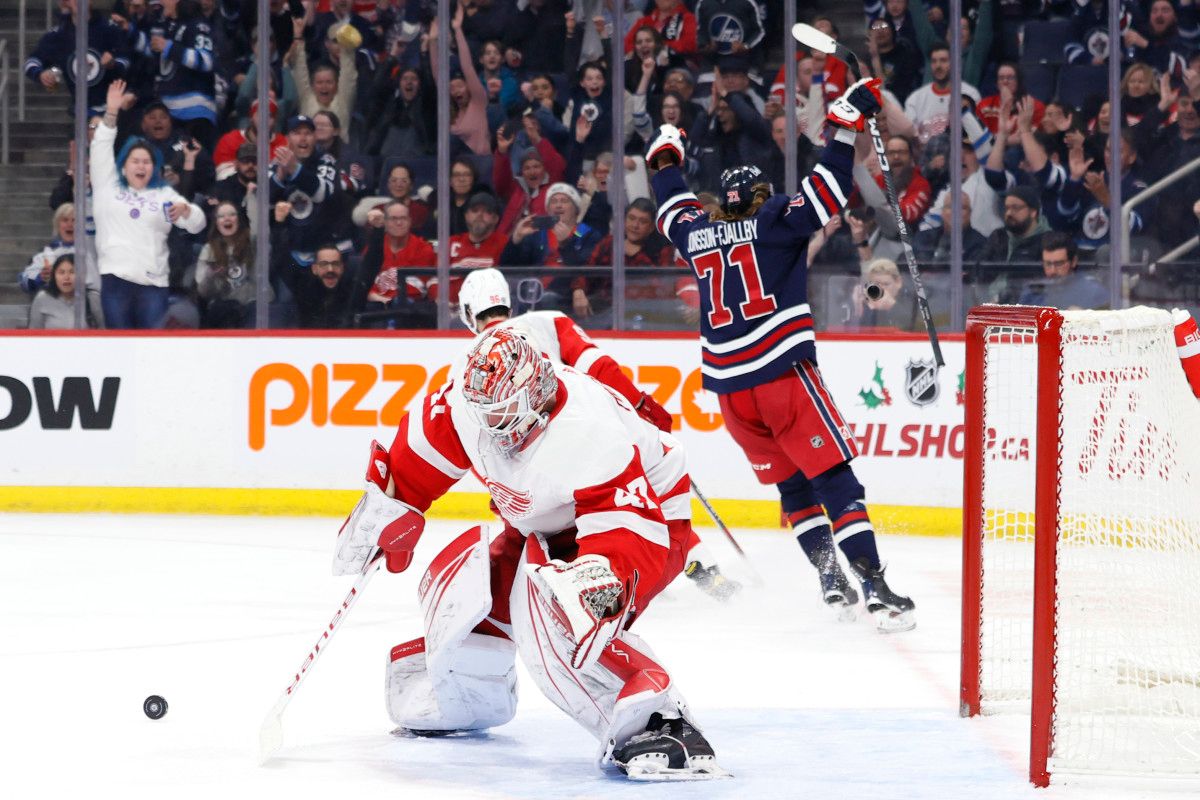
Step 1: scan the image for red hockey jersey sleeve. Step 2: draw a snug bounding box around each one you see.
[552,314,644,407]
[572,446,669,594]
[386,384,471,512]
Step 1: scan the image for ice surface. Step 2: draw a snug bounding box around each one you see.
[0,514,1187,799]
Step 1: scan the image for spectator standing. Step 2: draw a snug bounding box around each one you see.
[977,62,1045,137]
[269,114,355,277]
[1060,128,1154,252]
[873,135,931,228]
[431,4,491,156]
[1122,0,1198,79]
[210,142,259,210]
[148,0,218,147]
[623,0,697,58]
[695,0,765,59]
[24,0,130,117]
[366,60,436,156]
[903,41,980,146]
[28,255,101,329]
[867,17,921,104]
[196,201,266,326]
[504,0,568,74]
[288,19,358,143]
[139,101,216,197]
[213,97,286,179]
[92,79,207,329]
[1017,231,1109,309]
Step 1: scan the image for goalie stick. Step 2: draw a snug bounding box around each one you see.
[792,23,945,368]
[258,549,385,763]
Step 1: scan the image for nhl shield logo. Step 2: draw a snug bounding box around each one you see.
[904,359,940,407]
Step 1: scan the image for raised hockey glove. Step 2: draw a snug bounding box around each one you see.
[333,440,427,575]
[635,391,673,432]
[826,77,883,132]
[646,124,686,169]
[525,555,636,670]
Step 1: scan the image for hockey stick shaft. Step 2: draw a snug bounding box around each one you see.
[791,24,945,367]
[690,479,763,585]
[258,549,385,763]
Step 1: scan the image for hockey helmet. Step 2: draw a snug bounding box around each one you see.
[462,328,558,456]
[458,268,512,333]
[719,164,767,215]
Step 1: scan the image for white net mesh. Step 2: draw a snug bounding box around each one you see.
[978,324,1038,713]
[976,307,1200,777]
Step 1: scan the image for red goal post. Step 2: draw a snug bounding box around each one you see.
[960,305,1200,788]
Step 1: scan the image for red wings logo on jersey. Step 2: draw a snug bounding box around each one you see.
[486,479,534,519]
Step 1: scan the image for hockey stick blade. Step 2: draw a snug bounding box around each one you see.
[791,23,860,75]
[258,550,385,764]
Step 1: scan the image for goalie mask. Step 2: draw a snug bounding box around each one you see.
[462,328,558,455]
[719,164,767,215]
[458,268,511,333]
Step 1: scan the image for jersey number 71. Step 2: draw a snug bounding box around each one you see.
[691,242,778,328]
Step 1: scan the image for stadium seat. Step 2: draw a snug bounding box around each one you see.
[1021,19,1074,65]
[1023,64,1058,104]
[1055,65,1109,111]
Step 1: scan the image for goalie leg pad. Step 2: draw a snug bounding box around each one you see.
[511,535,700,761]
[418,525,496,671]
[386,634,518,732]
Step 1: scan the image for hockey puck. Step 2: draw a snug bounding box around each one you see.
[865,283,884,302]
[143,695,168,720]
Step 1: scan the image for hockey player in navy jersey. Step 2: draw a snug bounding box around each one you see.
[646,77,916,632]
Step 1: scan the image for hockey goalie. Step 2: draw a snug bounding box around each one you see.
[332,327,728,780]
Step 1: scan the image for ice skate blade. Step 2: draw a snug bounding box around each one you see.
[623,754,733,781]
[871,608,916,633]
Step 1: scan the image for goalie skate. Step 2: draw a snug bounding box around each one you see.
[612,713,731,781]
[849,558,915,633]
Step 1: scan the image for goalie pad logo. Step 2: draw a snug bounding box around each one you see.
[486,479,534,519]
[904,358,940,407]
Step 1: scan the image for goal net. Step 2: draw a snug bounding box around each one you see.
[960,305,1200,786]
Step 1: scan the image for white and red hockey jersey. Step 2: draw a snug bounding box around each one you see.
[384,364,689,592]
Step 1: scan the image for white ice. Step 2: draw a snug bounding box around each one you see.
[0,514,1189,799]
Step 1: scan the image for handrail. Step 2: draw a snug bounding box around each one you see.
[1120,154,1200,265]
[0,39,9,164]
[1150,235,1200,267]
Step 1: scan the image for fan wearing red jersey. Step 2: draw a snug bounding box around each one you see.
[457,268,740,601]
[646,78,916,633]
[332,329,726,780]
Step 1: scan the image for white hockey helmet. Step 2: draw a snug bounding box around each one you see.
[458,268,511,333]
[461,328,558,456]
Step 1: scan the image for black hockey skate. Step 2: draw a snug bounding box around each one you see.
[613,713,729,780]
[800,538,859,620]
[849,557,916,633]
[684,561,741,601]
[819,562,860,622]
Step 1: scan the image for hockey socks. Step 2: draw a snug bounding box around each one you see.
[830,502,881,571]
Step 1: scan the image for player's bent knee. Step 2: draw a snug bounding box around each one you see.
[386,633,518,732]
[811,462,866,517]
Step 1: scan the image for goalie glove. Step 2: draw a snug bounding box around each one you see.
[826,77,883,132]
[525,555,637,670]
[646,124,686,169]
[333,440,426,576]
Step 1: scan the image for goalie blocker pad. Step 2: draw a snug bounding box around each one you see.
[386,524,518,732]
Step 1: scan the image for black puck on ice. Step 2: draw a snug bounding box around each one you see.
[143,695,168,720]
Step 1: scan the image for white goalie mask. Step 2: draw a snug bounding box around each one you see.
[458,268,512,333]
[462,328,558,455]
